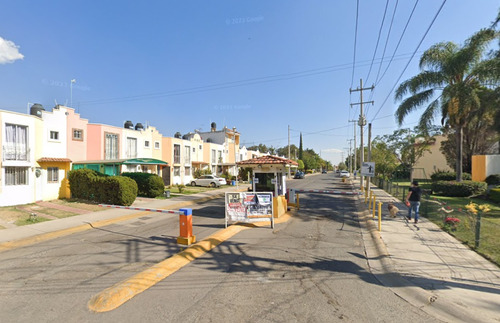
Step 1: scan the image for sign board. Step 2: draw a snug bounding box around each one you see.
[361,162,375,177]
[253,178,259,184]
[225,192,274,228]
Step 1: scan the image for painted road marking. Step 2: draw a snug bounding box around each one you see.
[88,213,292,312]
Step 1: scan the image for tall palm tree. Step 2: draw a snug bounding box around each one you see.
[394,28,499,181]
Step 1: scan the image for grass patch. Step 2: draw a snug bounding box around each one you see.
[15,214,51,226]
[421,195,500,265]
[50,198,103,211]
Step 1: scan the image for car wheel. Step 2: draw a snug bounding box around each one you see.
[191,181,196,186]
[210,182,216,188]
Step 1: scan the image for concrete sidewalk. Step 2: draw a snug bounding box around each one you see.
[0,185,249,246]
[354,179,500,323]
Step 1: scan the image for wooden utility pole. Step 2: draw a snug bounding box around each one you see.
[350,79,374,191]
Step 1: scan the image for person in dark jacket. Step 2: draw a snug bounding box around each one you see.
[405,180,422,223]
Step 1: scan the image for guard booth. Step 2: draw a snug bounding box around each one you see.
[237,156,298,218]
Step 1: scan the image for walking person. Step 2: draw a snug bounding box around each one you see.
[405,180,422,223]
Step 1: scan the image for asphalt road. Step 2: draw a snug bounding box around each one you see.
[0,173,439,322]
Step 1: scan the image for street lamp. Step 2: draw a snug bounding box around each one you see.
[70,79,76,107]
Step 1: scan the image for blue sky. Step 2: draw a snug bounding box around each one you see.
[1,0,498,165]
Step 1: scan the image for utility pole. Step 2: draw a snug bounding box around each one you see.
[288,125,291,179]
[347,139,353,175]
[348,120,357,176]
[350,79,374,191]
[366,123,372,195]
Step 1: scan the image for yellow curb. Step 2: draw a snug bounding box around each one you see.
[88,211,294,312]
[88,224,251,312]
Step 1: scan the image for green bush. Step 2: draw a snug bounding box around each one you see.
[489,188,500,203]
[194,168,212,179]
[68,168,108,200]
[431,180,487,197]
[68,169,137,205]
[431,171,471,181]
[485,174,500,186]
[122,172,165,198]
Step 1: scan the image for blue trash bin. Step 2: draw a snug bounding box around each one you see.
[231,180,236,186]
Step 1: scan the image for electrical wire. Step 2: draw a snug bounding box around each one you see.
[365,0,390,84]
[370,0,447,122]
[350,0,360,89]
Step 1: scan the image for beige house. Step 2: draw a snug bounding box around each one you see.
[413,135,452,179]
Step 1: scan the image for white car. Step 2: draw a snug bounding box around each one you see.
[340,170,350,178]
[190,175,221,187]
[216,177,227,185]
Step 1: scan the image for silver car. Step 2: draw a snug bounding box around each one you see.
[190,175,221,187]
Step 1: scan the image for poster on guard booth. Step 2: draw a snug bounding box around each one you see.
[225,192,273,221]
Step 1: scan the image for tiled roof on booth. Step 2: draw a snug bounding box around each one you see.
[37,157,72,163]
[237,155,298,166]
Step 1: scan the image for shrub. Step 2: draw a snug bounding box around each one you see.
[176,184,186,193]
[122,172,165,198]
[68,169,137,205]
[489,188,500,203]
[485,174,500,186]
[194,168,212,179]
[431,171,471,181]
[431,180,487,197]
[68,168,108,200]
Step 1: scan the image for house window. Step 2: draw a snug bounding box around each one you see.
[174,144,181,164]
[185,166,191,176]
[218,151,223,163]
[154,141,160,149]
[105,133,119,159]
[47,167,59,183]
[144,140,150,148]
[4,124,28,161]
[50,131,59,140]
[127,137,137,158]
[211,165,216,174]
[72,129,83,141]
[211,149,216,164]
[173,166,180,176]
[184,146,191,164]
[192,147,195,153]
[5,167,28,185]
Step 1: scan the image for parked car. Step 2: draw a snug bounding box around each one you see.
[190,175,221,187]
[216,176,227,185]
[322,170,327,174]
[294,171,305,179]
[340,170,350,178]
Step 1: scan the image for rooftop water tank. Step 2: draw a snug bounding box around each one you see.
[124,120,134,129]
[135,123,144,130]
[174,132,182,138]
[30,103,45,117]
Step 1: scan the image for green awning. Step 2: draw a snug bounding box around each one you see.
[122,158,168,165]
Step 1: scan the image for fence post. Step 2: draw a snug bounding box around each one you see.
[372,195,376,218]
[475,212,481,249]
[378,202,382,231]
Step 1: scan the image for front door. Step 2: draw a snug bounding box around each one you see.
[162,166,171,186]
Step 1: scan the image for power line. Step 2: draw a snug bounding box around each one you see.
[350,0,360,89]
[365,0,390,84]
[78,52,419,107]
[370,0,447,122]
[372,0,399,91]
[375,0,420,87]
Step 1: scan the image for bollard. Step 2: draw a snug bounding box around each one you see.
[372,195,376,218]
[297,193,300,210]
[378,202,382,231]
[177,208,196,245]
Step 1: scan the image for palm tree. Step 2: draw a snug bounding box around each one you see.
[394,28,499,181]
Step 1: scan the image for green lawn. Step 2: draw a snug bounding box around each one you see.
[161,185,233,198]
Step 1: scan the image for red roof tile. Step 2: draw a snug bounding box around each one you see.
[37,157,72,163]
[237,155,298,166]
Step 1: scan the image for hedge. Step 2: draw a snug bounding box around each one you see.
[489,188,500,203]
[68,169,138,205]
[430,171,471,181]
[431,180,487,197]
[122,172,165,198]
[485,174,500,186]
